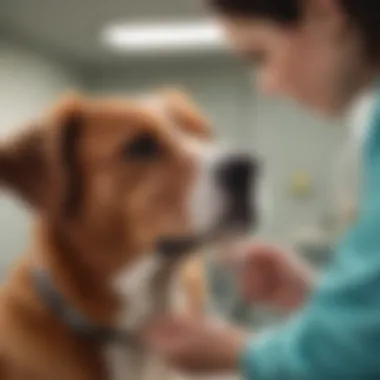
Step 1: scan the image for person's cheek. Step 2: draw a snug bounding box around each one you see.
[285,36,326,106]
[268,43,304,100]
[257,64,283,97]
[281,51,308,100]
[298,42,338,111]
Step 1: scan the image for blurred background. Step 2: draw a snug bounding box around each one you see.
[0,0,358,327]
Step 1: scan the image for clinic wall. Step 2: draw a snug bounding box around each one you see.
[252,93,348,245]
[86,59,254,146]
[87,60,347,245]
[0,38,80,278]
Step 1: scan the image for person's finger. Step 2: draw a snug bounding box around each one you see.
[222,240,276,266]
[240,252,284,302]
[240,272,272,302]
[143,315,186,343]
[246,242,281,258]
[272,286,304,311]
[145,326,189,355]
[271,266,310,309]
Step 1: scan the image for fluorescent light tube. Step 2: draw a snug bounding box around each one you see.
[102,20,226,52]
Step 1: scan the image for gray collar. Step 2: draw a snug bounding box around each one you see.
[31,237,195,345]
[32,268,138,346]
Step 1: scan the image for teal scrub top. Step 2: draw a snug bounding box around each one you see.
[241,86,380,379]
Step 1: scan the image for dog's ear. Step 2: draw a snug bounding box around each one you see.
[0,95,85,213]
[161,88,212,138]
[0,126,48,207]
[50,96,85,216]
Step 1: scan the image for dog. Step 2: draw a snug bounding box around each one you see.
[0,89,257,380]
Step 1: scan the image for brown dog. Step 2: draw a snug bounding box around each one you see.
[0,90,256,380]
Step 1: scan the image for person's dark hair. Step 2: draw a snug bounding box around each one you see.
[210,0,380,61]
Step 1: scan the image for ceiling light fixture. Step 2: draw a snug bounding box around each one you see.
[102,19,226,53]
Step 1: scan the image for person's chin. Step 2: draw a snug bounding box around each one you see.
[303,98,347,119]
[316,106,343,119]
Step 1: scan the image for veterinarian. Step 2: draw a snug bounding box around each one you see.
[145,0,380,378]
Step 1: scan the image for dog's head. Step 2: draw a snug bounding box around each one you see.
[0,90,258,278]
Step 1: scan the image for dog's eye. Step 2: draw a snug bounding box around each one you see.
[123,133,162,160]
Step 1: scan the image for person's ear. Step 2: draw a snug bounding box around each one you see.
[0,95,85,214]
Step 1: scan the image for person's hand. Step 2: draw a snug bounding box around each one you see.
[144,315,247,375]
[233,242,315,312]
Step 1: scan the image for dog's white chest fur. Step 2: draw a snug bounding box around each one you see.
[104,256,184,380]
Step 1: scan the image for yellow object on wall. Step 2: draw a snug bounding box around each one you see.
[290,171,312,197]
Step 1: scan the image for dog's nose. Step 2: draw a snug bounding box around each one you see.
[217,154,257,198]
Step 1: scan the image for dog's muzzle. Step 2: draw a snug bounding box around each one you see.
[158,152,259,259]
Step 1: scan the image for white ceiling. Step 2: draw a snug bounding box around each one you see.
[0,0,226,65]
